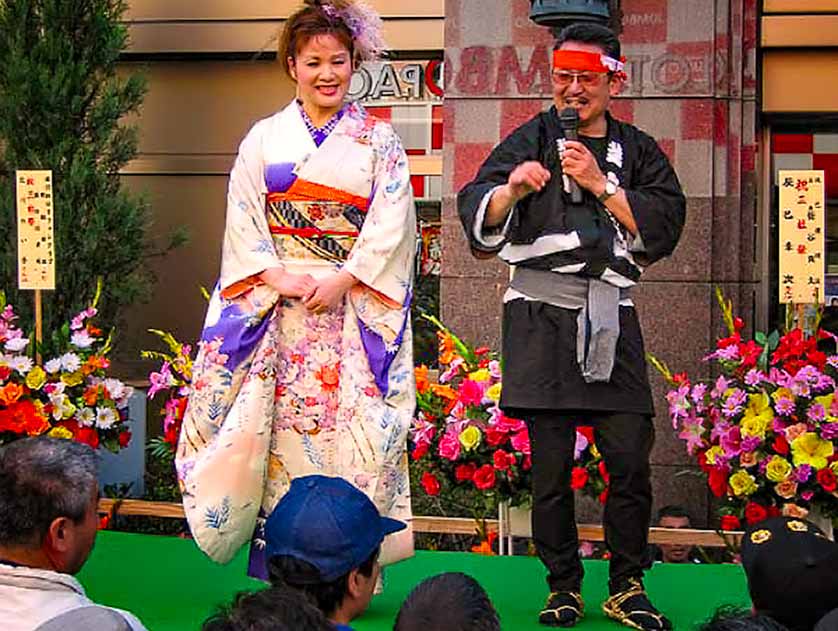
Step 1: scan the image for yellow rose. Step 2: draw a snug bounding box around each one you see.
[468,369,490,383]
[740,416,770,439]
[775,479,798,499]
[25,366,47,390]
[485,383,502,402]
[781,503,808,519]
[765,456,792,483]
[61,371,84,387]
[48,426,74,440]
[459,426,482,451]
[705,446,725,466]
[815,393,838,422]
[729,470,758,497]
[791,432,834,470]
[831,462,838,475]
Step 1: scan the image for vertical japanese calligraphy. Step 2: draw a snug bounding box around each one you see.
[16,170,55,290]
[778,170,825,304]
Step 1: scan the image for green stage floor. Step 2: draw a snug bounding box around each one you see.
[78,531,750,631]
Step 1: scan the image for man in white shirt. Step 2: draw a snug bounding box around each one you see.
[0,436,147,631]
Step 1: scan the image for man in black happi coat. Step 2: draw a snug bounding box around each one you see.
[458,23,686,630]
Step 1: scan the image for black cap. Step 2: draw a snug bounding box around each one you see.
[741,517,838,631]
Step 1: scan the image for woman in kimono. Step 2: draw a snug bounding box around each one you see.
[175,0,416,578]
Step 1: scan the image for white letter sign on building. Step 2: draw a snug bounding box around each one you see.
[778,170,825,304]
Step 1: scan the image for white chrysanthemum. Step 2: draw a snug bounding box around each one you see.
[76,407,96,427]
[60,352,81,372]
[44,358,62,374]
[70,330,94,349]
[4,337,29,352]
[95,407,118,429]
[9,355,33,374]
[103,378,130,403]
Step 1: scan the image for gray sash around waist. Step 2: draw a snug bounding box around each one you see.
[510,267,631,383]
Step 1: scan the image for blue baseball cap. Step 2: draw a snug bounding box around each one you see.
[263,475,406,582]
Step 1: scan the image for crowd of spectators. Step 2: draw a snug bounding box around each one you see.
[0,436,836,631]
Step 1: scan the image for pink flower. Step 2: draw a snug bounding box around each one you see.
[711,376,730,399]
[678,415,705,455]
[147,363,173,399]
[438,430,461,461]
[488,360,501,379]
[510,429,531,455]
[458,379,484,406]
[574,431,589,460]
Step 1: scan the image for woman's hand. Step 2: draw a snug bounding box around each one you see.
[259,267,317,298]
[303,270,357,313]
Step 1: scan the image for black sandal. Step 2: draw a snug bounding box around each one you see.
[539,590,584,627]
[602,578,672,631]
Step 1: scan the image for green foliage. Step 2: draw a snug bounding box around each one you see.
[412,272,439,366]
[0,0,160,335]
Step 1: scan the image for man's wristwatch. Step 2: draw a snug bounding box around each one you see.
[597,179,619,203]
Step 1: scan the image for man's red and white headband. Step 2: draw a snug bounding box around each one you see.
[552,50,627,79]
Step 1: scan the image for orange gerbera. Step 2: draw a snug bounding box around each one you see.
[438,332,457,365]
[315,363,340,392]
[0,382,25,406]
[83,385,100,406]
[415,365,430,394]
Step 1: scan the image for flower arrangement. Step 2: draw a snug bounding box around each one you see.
[0,287,133,451]
[651,289,838,531]
[142,329,193,461]
[411,317,609,511]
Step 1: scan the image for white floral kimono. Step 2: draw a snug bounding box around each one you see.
[176,101,416,572]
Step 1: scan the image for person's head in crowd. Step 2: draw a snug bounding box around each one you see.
[697,606,790,631]
[393,572,501,631]
[742,517,838,631]
[263,475,405,628]
[656,505,693,563]
[815,608,838,631]
[0,437,99,575]
[201,586,334,631]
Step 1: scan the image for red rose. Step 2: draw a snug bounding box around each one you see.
[733,317,745,331]
[485,428,508,447]
[598,461,610,484]
[767,505,781,518]
[570,467,589,490]
[0,366,10,381]
[474,346,490,356]
[773,435,790,456]
[472,465,496,490]
[817,467,838,493]
[744,502,769,525]
[493,450,514,471]
[720,514,741,531]
[75,427,99,449]
[420,472,441,496]
[455,463,477,482]
[577,426,595,443]
[411,443,429,461]
[708,468,728,498]
[118,431,132,449]
[522,455,532,471]
[598,488,609,505]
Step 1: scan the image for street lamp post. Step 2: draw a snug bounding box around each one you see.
[529,0,620,36]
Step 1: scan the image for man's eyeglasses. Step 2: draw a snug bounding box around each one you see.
[552,70,608,87]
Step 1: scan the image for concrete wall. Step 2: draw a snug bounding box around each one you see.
[441,0,760,527]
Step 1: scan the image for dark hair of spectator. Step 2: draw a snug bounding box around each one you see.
[657,505,691,523]
[0,437,98,547]
[277,0,356,78]
[394,572,501,631]
[697,606,790,631]
[554,22,621,61]
[201,586,334,631]
[267,546,379,615]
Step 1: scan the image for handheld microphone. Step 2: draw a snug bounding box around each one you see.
[558,107,583,204]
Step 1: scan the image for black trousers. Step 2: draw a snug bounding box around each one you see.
[527,411,654,593]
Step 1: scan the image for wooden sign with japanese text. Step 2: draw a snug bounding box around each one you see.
[16,170,55,290]
[779,170,825,304]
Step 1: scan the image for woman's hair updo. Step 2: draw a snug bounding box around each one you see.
[278,0,386,77]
